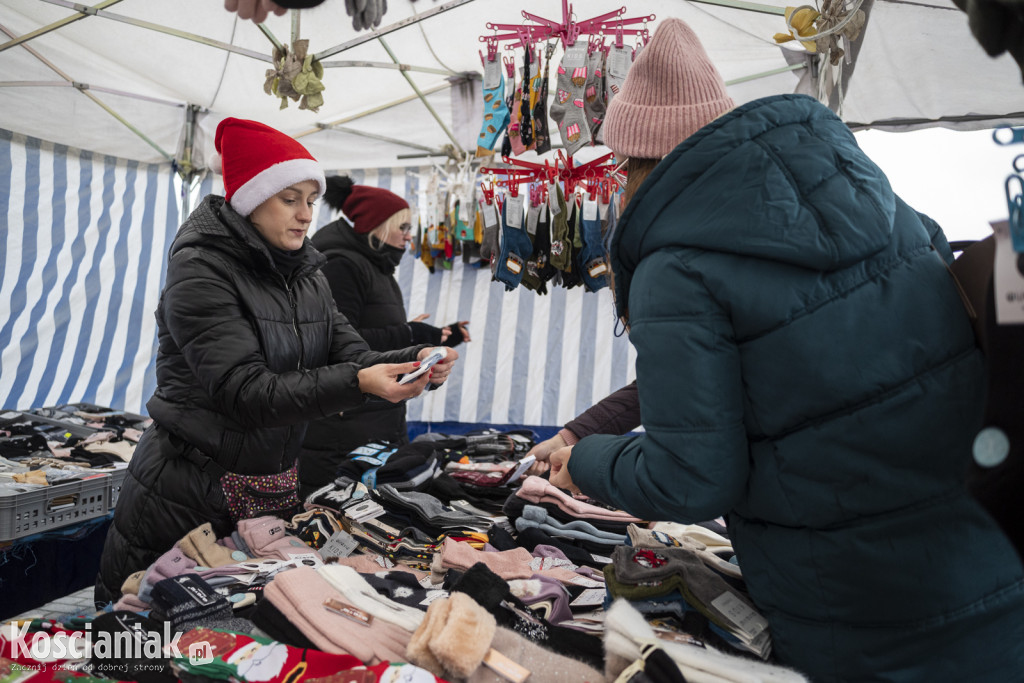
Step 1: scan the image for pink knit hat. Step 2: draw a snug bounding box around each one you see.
[603,18,735,160]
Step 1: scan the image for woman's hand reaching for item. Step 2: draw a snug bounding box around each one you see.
[548,445,580,494]
[357,362,430,402]
[525,433,567,476]
[421,346,459,386]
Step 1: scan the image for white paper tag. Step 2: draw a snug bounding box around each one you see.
[566,575,605,588]
[563,44,587,69]
[375,555,396,569]
[505,194,525,229]
[548,185,561,217]
[419,575,436,589]
[992,219,1024,324]
[583,198,598,221]
[590,554,613,564]
[598,200,609,220]
[526,204,540,236]
[321,530,360,559]
[484,57,502,91]
[288,552,324,569]
[482,201,498,229]
[419,589,448,607]
[569,587,607,607]
[539,203,548,223]
[609,46,632,79]
[710,592,769,640]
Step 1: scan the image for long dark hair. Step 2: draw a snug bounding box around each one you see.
[622,158,660,207]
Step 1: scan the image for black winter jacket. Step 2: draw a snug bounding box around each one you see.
[95,197,420,605]
[300,222,436,493]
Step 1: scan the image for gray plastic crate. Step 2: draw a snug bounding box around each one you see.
[105,466,128,510]
[0,474,111,542]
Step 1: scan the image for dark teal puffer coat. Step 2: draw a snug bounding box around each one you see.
[570,94,1024,681]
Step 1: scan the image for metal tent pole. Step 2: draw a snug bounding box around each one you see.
[314,0,480,60]
[0,0,124,53]
[37,0,274,62]
[178,105,200,219]
[0,22,173,162]
[294,81,455,138]
[378,37,465,157]
[0,80,185,107]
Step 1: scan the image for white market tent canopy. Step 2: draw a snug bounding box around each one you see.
[2,0,1023,423]
[3,0,1024,169]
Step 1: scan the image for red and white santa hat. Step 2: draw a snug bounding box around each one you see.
[211,117,326,217]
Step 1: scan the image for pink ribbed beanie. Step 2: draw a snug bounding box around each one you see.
[603,18,735,160]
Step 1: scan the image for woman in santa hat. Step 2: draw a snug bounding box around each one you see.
[94,117,457,605]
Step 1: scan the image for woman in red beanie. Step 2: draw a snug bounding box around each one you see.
[95,117,457,605]
[299,176,470,496]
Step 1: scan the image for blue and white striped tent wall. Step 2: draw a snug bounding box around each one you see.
[1,128,179,415]
[3,129,636,426]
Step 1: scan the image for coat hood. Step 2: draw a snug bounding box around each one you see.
[611,94,896,315]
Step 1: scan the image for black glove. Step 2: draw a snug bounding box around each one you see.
[408,321,443,345]
[443,322,466,347]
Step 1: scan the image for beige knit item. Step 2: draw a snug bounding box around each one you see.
[603,17,735,160]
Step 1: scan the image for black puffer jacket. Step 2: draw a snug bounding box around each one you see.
[95,196,421,605]
[300,222,436,494]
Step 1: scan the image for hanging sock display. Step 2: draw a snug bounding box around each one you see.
[519,47,536,150]
[477,57,511,157]
[533,43,555,155]
[549,43,592,156]
[548,184,573,273]
[577,197,610,292]
[585,47,608,145]
[494,193,534,291]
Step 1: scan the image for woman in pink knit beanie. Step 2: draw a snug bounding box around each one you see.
[550,16,1024,683]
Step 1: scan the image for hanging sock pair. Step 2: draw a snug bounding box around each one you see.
[549,43,592,156]
[533,42,555,155]
[586,49,608,144]
[477,59,511,157]
[494,195,534,291]
[548,184,573,273]
[576,198,609,292]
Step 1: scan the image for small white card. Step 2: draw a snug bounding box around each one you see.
[993,219,1024,324]
[484,57,502,91]
[548,184,561,217]
[609,46,633,79]
[710,592,769,640]
[505,194,525,229]
[569,587,607,607]
[526,204,540,236]
[482,201,498,229]
[583,198,599,221]
[321,530,360,559]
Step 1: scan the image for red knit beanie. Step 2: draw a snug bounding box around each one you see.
[603,18,735,160]
[212,117,326,217]
[343,185,410,234]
